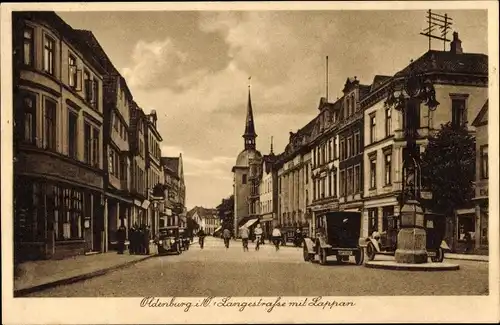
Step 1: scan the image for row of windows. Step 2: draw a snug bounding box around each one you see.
[112,111,128,142]
[313,139,336,167]
[313,170,338,200]
[132,163,147,197]
[109,148,127,181]
[148,134,161,160]
[16,92,100,168]
[260,200,273,214]
[339,132,361,161]
[23,25,100,111]
[369,152,392,189]
[339,165,362,197]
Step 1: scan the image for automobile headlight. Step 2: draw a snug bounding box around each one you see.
[159,240,163,244]
[170,239,175,244]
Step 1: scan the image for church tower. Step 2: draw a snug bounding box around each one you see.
[232,84,262,236]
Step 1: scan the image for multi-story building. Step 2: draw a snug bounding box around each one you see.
[145,111,163,235]
[188,207,220,235]
[338,78,370,222]
[232,88,262,235]
[129,103,149,227]
[13,12,106,260]
[161,154,186,227]
[76,30,135,251]
[361,33,488,243]
[308,97,341,238]
[276,116,315,237]
[471,99,488,253]
[258,140,279,238]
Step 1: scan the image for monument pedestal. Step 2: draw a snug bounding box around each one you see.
[395,200,427,264]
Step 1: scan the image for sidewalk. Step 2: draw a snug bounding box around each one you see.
[14,251,153,296]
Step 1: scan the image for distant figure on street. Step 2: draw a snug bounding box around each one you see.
[197,228,206,249]
[129,225,137,254]
[144,225,151,255]
[223,228,231,249]
[272,225,282,251]
[117,224,126,254]
[464,231,473,253]
[240,225,250,251]
[254,224,263,251]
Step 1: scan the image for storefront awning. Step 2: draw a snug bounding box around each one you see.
[142,200,151,209]
[239,218,258,229]
[214,226,222,233]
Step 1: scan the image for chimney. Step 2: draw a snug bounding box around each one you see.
[450,31,463,54]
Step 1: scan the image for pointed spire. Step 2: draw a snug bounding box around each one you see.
[270,136,274,154]
[243,78,257,150]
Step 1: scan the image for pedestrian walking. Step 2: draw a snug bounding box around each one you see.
[254,223,263,251]
[272,225,282,251]
[223,228,231,249]
[144,225,151,255]
[117,224,126,254]
[240,225,250,251]
[197,228,206,249]
[129,225,136,254]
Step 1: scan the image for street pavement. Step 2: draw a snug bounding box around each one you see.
[26,236,489,297]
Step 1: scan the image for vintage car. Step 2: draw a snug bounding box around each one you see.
[155,226,182,255]
[303,212,365,265]
[179,227,190,251]
[362,213,449,262]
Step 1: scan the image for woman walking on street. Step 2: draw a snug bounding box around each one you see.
[240,225,250,251]
[197,228,206,249]
[223,227,231,249]
[254,223,263,251]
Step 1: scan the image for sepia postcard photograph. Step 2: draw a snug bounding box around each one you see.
[1,1,499,324]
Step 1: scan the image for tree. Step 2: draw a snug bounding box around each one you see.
[420,122,476,250]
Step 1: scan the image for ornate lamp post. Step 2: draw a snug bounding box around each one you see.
[385,60,440,264]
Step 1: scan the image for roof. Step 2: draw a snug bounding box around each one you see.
[161,157,179,174]
[472,99,489,127]
[187,206,219,220]
[394,50,488,78]
[243,88,257,138]
[371,75,392,92]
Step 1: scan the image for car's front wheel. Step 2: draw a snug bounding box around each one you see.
[366,242,376,261]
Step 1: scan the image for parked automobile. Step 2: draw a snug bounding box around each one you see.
[155,226,182,255]
[179,227,190,251]
[303,212,365,265]
[362,213,448,262]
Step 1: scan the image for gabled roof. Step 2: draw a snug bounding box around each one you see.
[394,50,488,78]
[161,157,179,174]
[187,206,219,220]
[371,75,392,92]
[472,99,489,127]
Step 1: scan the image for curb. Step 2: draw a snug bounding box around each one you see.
[365,261,460,271]
[14,255,154,297]
[445,256,489,263]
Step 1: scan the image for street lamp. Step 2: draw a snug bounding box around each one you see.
[385,60,440,264]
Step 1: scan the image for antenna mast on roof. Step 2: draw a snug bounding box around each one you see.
[419,9,453,51]
[325,56,329,102]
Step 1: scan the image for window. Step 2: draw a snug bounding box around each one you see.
[354,132,360,155]
[333,137,337,159]
[385,108,392,137]
[84,123,91,164]
[92,128,99,168]
[242,174,247,184]
[370,114,376,143]
[354,165,360,193]
[346,97,351,117]
[370,157,377,189]
[328,140,332,161]
[347,168,353,195]
[109,150,114,174]
[44,99,56,151]
[68,110,78,159]
[340,139,345,160]
[68,54,77,88]
[19,93,36,144]
[84,70,92,103]
[347,136,352,158]
[43,35,55,75]
[382,206,394,231]
[23,27,34,67]
[480,145,488,179]
[384,152,392,185]
[340,170,345,196]
[328,172,332,197]
[452,98,467,127]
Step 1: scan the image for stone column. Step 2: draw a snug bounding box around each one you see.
[395,200,427,263]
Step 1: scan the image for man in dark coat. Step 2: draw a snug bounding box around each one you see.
[144,225,151,255]
[117,225,126,254]
[129,225,136,254]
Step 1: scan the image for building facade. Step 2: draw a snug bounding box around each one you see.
[161,154,186,228]
[232,88,262,236]
[258,143,279,238]
[13,12,106,260]
[308,98,341,238]
[188,207,220,235]
[145,111,163,235]
[471,100,489,252]
[361,33,488,243]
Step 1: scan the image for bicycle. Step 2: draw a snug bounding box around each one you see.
[199,236,205,249]
[255,235,262,251]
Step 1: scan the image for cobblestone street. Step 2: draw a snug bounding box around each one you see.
[27,237,489,297]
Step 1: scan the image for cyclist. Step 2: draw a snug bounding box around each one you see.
[272,225,282,251]
[254,223,263,251]
[222,227,231,249]
[197,228,206,249]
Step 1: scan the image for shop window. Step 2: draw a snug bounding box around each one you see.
[14,181,45,242]
[368,208,378,235]
[458,215,475,243]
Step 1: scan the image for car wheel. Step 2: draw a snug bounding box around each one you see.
[431,247,444,263]
[366,242,376,261]
[355,248,365,265]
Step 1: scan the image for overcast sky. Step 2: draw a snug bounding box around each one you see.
[57,9,487,210]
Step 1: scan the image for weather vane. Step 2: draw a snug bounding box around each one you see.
[419,9,453,51]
